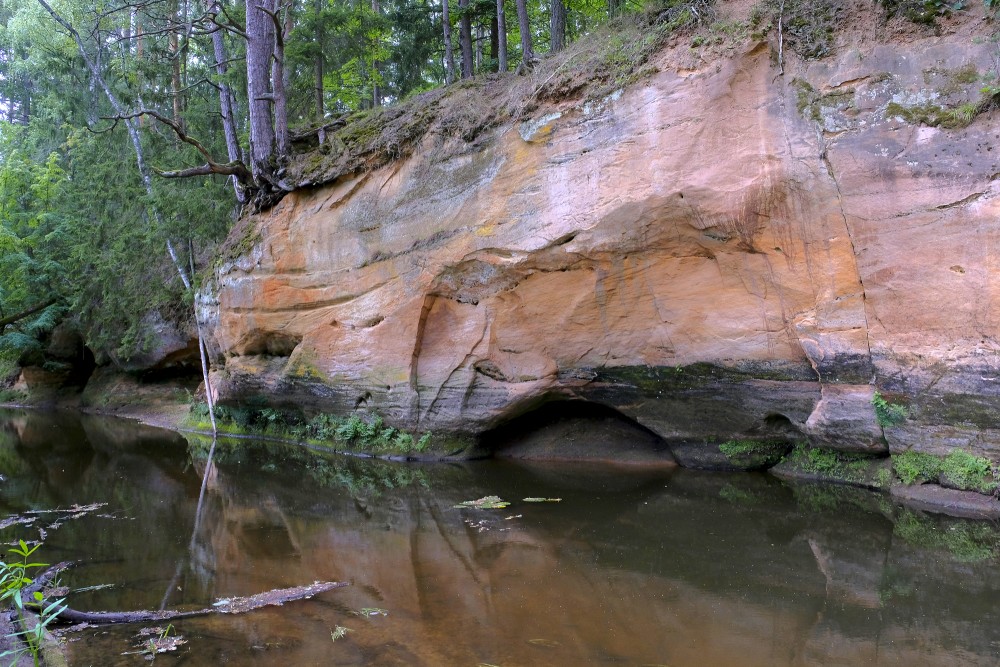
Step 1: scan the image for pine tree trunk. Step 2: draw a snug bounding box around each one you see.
[489,13,498,68]
[272,6,291,158]
[459,0,473,79]
[314,0,325,120]
[514,0,533,68]
[169,0,183,130]
[496,0,507,71]
[208,0,245,201]
[550,0,565,52]
[442,0,456,84]
[372,0,383,106]
[246,0,276,181]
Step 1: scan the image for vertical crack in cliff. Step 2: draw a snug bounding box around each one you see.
[816,126,874,372]
[418,310,490,425]
[410,294,436,422]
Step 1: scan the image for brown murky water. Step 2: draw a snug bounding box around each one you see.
[2,408,1000,666]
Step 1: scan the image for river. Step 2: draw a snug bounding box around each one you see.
[0,408,998,666]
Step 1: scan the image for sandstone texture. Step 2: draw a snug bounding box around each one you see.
[203,5,1000,469]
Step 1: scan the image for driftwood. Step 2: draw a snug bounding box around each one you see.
[28,579,347,627]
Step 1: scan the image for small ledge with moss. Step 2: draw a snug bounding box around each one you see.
[770,443,893,490]
[183,403,483,460]
[892,449,998,495]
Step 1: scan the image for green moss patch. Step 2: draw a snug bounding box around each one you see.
[891,449,998,494]
[772,443,891,489]
[718,439,790,469]
[885,96,993,130]
[892,450,942,485]
[185,403,434,457]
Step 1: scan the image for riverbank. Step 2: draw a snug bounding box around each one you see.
[5,369,1000,523]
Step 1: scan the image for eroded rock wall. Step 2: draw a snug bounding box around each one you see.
[204,12,1000,463]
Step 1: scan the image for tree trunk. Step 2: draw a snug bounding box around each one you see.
[272,5,291,158]
[208,0,245,201]
[489,13,498,68]
[169,0,183,130]
[475,22,484,72]
[442,0,456,84]
[514,0,533,68]
[35,0,233,444]
[314,0,325,120]
[246,0,276,182]
[496,0,507,71]
[550,0,565,52]
[371,0,383,106]
[458,0,473,78]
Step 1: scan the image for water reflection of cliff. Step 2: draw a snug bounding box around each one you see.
[1,411,999,666]
[182,437,1000,667]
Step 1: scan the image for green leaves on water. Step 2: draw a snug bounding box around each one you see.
[455,495,564,509]
[454,496,510,509]
[330,626,352,642]
[356,607,389,617]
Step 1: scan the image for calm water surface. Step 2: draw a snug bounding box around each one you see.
[1,408,1000,666]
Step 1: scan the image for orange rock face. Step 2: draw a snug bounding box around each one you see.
[204,26,1000,463]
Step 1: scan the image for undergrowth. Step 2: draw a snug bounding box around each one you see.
[187,403,432,455]
[779,443,889,488]
[892,449,998,494]
[717,439,788,468]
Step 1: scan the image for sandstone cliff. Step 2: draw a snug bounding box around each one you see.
[202,1,1000,472]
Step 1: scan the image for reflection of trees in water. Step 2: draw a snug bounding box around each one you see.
[6,410,1000,665]
[184,433,430,500]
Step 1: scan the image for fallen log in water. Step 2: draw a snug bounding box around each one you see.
[32,580,348,626]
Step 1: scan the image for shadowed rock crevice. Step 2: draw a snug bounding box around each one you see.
[482,400,675,464]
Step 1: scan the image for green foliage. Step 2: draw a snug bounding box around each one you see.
[780,443,888,488]
[885,97,993,129]
[892,449,998,494]
[880,0,965,23]
[187,402,434,455]
[0,540,66,667]
[940,450,997,493]
[717,439,788,469]
[892,450,943,485]
[872,391,908,427]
